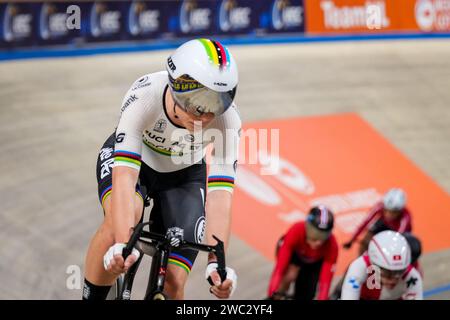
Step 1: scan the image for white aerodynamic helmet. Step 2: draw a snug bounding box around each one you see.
[383,188,406,211]
[368,231,411,271]
[166,38,238,116]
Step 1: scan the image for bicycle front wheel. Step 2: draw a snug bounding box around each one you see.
[151,292,167,300]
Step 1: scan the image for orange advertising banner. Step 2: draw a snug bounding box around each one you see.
[413,0,450,32]
[304,0,450,34]
[232,113,450,275]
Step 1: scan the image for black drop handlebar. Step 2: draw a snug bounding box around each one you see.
[122,222,227,282]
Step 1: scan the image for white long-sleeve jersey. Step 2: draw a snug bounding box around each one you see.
[113,71,241,193]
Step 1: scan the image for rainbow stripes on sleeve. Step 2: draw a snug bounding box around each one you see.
[207,175,235,193]
[100,185,144,207]
[113,150,142,170]
[100,186,112,207]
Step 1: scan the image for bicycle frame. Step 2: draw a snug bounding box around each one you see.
[115,221,227,300]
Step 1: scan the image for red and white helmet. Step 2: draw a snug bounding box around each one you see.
[166,38,238,116]
[368,230,411,271]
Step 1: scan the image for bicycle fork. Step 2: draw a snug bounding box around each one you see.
[144,247,170,300]
[119,254,144,300]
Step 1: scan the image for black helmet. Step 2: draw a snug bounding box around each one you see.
[306,205,334,241]
[402,232,422,265]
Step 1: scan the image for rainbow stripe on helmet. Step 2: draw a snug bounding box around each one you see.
[198,38,230,70]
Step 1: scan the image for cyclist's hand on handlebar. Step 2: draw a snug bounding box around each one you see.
[103,243,140,275]
[206,263,237,299]
[270,292,287,300]
[210,276,233,299]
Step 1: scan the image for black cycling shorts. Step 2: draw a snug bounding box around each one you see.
[368,219,389,234]
[275,236,323,300]
[96,133,207,274]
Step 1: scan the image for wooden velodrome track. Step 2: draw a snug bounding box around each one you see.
[1,39,449,299]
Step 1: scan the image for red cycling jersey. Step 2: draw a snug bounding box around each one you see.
[349,202,412,243]
[268,221,338,300]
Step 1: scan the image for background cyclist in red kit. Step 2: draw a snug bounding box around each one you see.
[343,188,412,255]
[268,206,338,300]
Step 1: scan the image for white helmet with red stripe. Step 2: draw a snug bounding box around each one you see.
[368,231,411,271]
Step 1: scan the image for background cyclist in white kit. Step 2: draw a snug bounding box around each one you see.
[341,231,423,300]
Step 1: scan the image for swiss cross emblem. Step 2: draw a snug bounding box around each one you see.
[393,255,402,261]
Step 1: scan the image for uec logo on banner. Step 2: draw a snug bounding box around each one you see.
[90,2,121,37]
[128,1,160,36]
[219,0,251,32]
[180,0,211,33]
[271,0,304,30]
[2,4,33,42]
[39,3,69,40]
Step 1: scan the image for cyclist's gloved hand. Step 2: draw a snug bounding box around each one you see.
[103,243,140,275]
[205,262,237,299]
